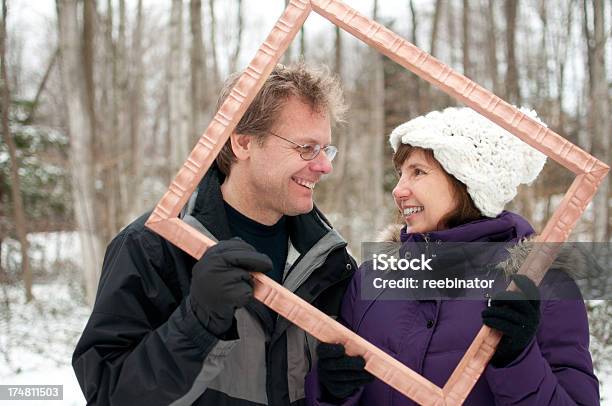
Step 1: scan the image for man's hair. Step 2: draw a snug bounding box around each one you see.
[392,144,482,230]
[214,63,346,176]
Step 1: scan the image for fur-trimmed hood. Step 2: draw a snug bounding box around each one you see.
[497,236,599,282]
[376,223,403,243]
[377,223,597,282]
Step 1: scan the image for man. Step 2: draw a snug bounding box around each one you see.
[73,63,357,406]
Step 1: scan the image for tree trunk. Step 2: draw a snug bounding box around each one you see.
[229,0,243,73]
[424,0,443,111]
[590,0,610,241]
[430,0,444,57]
[208,0,219,88]
[1,0,33,302]
[462,0,471,77]
[485,0,500,94]
[116,0,130,224]
[126,0,144,220]
[582,0,594,100]
[536,0,550,106]
[25,48,58,124]
[56,0,103,307]
[190,0,207,143]
[504,0,521,105]
[408,0,424,114]
[299,26,305,57]
[446,0,458,67]
[554,1,574,134]
[102,0,121,240]
[367,0,385,233]
[282,0,291,63]
[168,0,189,176]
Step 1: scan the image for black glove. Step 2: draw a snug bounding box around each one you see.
[317,343,374,401]
[190,239,273,337]
[482,274,540,367]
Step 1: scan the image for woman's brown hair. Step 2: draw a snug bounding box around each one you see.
[392,144,482,231]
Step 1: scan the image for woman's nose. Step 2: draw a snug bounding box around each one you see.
[392,178,411,199]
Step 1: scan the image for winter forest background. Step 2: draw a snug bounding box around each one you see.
[0,0,610,403]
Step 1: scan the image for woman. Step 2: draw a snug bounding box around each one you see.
[305,107,599,405]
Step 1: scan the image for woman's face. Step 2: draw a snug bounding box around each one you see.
[392,149,457,233]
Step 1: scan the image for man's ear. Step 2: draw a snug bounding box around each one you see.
[230,132,253,161]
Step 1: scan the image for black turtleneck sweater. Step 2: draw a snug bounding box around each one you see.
[223,201,288,284]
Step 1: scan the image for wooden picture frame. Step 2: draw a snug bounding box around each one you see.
[145,1,609,404]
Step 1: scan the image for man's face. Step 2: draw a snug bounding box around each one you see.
[246,96,333,220]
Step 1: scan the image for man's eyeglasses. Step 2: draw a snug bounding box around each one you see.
[268,131,337,162]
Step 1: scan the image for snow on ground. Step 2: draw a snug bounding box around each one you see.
[0,282,88,405]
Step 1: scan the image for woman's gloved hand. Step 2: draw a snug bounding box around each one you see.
[482,274,541,367]
[317,342,374,401]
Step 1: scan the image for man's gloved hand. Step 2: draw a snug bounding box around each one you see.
[482,274,541,367]
[190,239,273,337]
[317,343,374,401]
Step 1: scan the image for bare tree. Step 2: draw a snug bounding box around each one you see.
[168,0,189,175]
[462,0,471,77]
[100,0,121,240]
[208,0,220,88]
[423,0,444,111]
[485,0,500,94]
[56,0,103,306]
[190,0,208,144]
[367,0,385,233]
[504,0,521,105]
[589,0,610,241]
[1,0,32,301]
[116,0,130,221]
[229,0,243,73]
[408,0,425,114]
[553,1,574,133]
[127,0,144,220]
[430,0,444,57]
[24,48,58,124]
[299,26,305,57]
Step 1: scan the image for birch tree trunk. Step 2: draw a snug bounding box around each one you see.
[590,0,610,241]
[1,0,33,302]
[168,0,189,176]
[56,0,103,307]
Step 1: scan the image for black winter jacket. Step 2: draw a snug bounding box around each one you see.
[73,166,357,405]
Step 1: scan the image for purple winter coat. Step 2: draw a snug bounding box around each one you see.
[305,211,599,405]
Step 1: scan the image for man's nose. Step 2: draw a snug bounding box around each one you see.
[309,151,333,174]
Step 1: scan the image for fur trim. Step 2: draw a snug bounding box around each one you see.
[377,229,595,281]
[496,236,592,279]
[377,223,404,242]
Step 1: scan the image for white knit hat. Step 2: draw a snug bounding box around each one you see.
[389,107,547,217]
